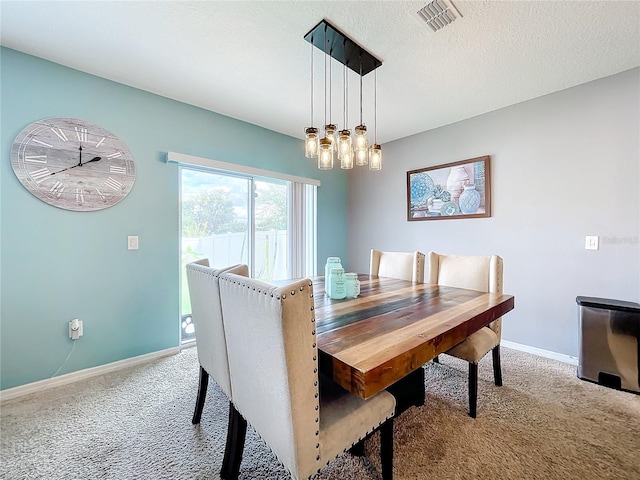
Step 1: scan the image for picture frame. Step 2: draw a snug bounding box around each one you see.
[407,155,491,221]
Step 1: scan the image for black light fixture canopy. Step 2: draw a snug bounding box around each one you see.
[304,20,382,76]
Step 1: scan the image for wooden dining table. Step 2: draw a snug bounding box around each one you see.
[312,274,515,412]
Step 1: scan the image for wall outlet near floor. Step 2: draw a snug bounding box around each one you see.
[69,319,84,340]
[585,235,599,250]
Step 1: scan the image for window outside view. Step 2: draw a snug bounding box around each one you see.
[180,168,289,342]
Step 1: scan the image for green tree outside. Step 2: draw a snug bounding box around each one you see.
[255,182,287,231]
[182,189,244,236]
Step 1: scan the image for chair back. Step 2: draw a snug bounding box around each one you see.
[219,273,319,479]
[428,252,503,338]
[185,259,249,399]
[370,249,425,283]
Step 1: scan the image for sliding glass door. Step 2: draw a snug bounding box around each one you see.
[182,169,251,272]
[180,166,311,343]
[253,179,289,280]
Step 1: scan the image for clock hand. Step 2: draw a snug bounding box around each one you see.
[49,157,102,176]
[83,156,102,164]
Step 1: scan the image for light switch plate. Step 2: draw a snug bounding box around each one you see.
[585,235,599,250]
[128,236,139,250]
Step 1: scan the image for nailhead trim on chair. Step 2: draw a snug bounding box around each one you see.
[292,280,322,473]
[187,263,234,280]
[289,279,322,477]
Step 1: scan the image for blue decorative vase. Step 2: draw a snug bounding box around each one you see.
[459,184,481,214]
[324,257,342,297]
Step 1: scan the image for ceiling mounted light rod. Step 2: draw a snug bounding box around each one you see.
[325,46,336,152]
[303,20,382,76]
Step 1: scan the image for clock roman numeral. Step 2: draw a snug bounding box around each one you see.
[75,188,85,203]
[104,177,122,191]
[107,152,122,159]
[74,127,88,143]
[95,188,106,200]
[25,155,47,164]
[50,181,65,198]
[95,137,106,148]
[50,127,69,142]
[110,165,126,174]
[32,139,53,148]
[30,167,51,183]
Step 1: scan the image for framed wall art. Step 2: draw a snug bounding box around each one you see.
[407,155,491,221]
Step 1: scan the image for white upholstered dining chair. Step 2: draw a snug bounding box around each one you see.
[427,251,504,418]
[370,249,425,283]
[185,259,249,424]
[186,259,250,478]
[218,273,396,480]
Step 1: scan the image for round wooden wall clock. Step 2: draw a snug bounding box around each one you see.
[10,117,136,212]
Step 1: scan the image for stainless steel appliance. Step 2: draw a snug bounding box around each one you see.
[577,296,640,394]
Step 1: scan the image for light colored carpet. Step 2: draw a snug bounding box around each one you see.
[1,346,638,479]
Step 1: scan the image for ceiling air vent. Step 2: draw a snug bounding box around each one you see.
[416,0,462,32]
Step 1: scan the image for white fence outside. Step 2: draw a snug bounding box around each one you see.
[183,230,288,280]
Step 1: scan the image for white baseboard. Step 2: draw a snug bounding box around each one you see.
[1,341,575,403]
[0,346,181,404]
[502,340,578,366]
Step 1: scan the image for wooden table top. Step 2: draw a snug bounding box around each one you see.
[312,274,515,399]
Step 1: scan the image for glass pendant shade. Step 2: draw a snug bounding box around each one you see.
[337,129,352,161]
[318,137,333,170]
[325,124,337,152]
[354,124,368,166]
[355,146,369,166]
[369,144,382,171]
[341,148,354,169]
[305,127,319,158]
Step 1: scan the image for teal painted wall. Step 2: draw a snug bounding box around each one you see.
[0,48,348,390]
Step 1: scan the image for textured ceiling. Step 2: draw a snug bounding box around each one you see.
[1,1,639,144]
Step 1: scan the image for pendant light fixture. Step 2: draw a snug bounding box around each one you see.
[369,68,382,171]
[354,54,369,166]
[339,60,354,169]
[324,46,337,152]
[304,20,382,171]
[304,33,318,159]
[318,25,334,170]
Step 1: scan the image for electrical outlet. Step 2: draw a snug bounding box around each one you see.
[585,235,599,250]
[69,319,84,340]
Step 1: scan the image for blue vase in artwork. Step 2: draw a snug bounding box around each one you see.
[459,184,481,214]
